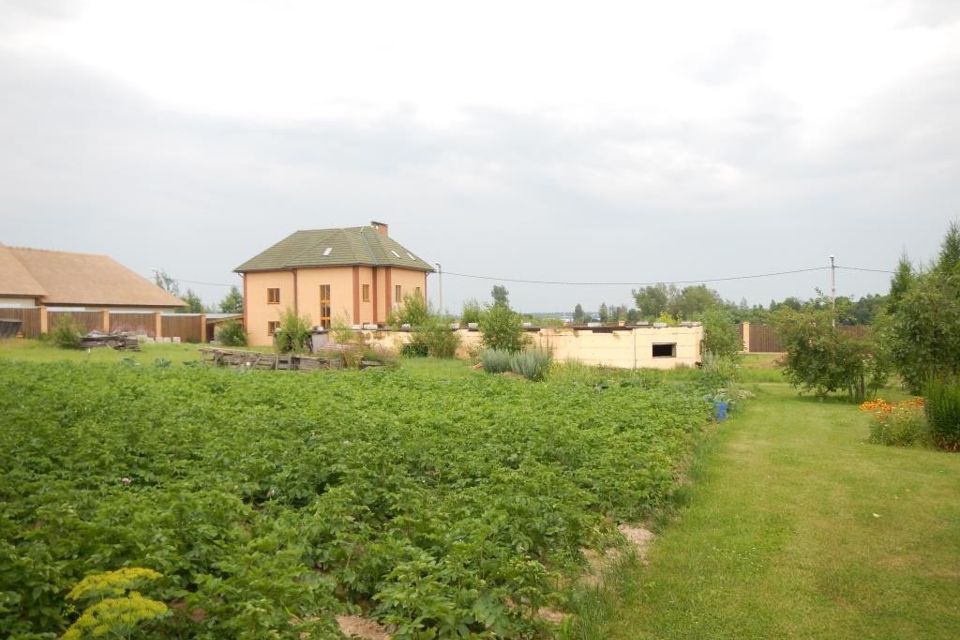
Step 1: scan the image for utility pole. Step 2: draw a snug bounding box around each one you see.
[435,263,442,316]
[830,255,836,328]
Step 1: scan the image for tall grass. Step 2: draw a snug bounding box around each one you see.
[924,376,960,450]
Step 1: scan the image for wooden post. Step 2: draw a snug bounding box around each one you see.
[154,312,162,339]
[199,313,207,343]
[39,306,48,335]
[101,309,110,333]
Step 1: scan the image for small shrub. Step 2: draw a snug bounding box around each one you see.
[275,309,311,354]
[480,348,512,374]
[217,320,247,347]
[460,299,484,325]
[52,315,83,349]
[480,304,527,353]
[388,293,430,328]
[861,398,929,446]
[924,377,960,450]
[409,317,461,358]
[510,349,552,381]
[400,341,429,357]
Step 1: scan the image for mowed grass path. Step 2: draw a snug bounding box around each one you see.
[576,383,960,639]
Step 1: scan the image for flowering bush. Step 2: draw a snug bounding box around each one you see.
[860,397,929,446]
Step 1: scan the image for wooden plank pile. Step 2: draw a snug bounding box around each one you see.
[79,331,141,351]
[199,348,348,371]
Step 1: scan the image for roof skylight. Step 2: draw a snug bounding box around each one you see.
[407,252,415,260]
[391,250,400,258]
[323,247,332,256]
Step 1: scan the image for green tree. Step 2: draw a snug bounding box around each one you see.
[670,285,722,320]
[632,284,671,318]
[491,285,510,307]
[886,223,960,392]
[480,301,526,352]
[219,286,243,313]
[180,289,204,313]
[700,307,742,359]
[389,293,430,327]
[598,303,609,323]
[775,308,887,402]
[573,303,585,323]
[460,298,484,325]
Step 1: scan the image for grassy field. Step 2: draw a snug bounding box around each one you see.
[570,383,960,640]
[0,338,205,364]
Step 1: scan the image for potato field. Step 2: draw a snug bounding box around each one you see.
[0,360,709,639]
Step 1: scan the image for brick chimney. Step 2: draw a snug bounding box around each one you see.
[371,221,389,237]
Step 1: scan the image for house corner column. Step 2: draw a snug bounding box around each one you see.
[101,309,110,333]
[39,306,48,334]
[154,312,163,338]
[199,313,207,343]
[741,322,750,353]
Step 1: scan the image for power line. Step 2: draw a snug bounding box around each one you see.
[442,266,831,287]
[836,265,895,274]
[147,273,238,288]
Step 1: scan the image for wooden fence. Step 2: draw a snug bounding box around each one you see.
[742,323,871,353]
[161,314,204,343]
[0,307,205,342]
[110,313,158,336]
[0,308,42,338]
[48,311,104,334]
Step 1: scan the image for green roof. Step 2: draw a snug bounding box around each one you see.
[234,226,434,273]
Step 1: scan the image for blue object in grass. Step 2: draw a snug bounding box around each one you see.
[715,401,728,422]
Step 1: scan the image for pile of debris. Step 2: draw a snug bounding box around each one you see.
[80,330,141,351]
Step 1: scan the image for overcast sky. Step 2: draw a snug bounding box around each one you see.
[1,0,958,313]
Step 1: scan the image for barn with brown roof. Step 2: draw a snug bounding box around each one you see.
[0,244,183,311]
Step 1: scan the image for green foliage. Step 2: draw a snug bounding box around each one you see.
[179,288,204,314]
[388,293,430,328]
[699,308,742,359]
[573,303,586,323]
[480,348,513,373]
[491,285,510,307]
[774,308,888,402]
[216,320,247,347]
[219,285,244,314]
[460,298,484,325]
[632,284,671,318]
[480,303,527,353]
[0,360,708,638]
[275,308,311,353]
[924,376,960,450]
[510,349,552,381]
[598,303,609,323]
[866,402,930,448]
[409,317,461,358]
[886,230,960,392]
[52,315,83,349]
[63,568,167,640]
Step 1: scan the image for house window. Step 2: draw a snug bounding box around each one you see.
[267,321,280,336]
[652,343,677,358]
[319,284,331,329]
[415,286,422,299]
[394,284,402,303]
[362,284,370,302]
[267,288,280,304]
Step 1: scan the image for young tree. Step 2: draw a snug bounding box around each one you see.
[598,303,609,323]
[886,223,960,392]
[700,307,742,359]
[180,289,205,313]
[491,285,510,307]
[219,286,243,313]
[573,303,585,323]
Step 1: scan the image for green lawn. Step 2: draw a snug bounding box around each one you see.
[570,383,960,639]
[0,338,204,364]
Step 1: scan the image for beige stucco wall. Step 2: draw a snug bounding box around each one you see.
[295,266,355,328]
[354,325,704,369]
[244,266,431,346]
[384,268,428,318]
[244,271,295,346]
